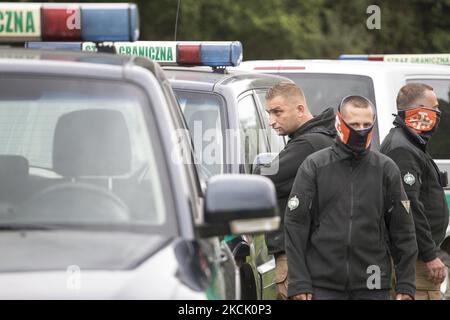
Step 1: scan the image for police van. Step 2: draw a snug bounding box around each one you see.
[0,3,280,300]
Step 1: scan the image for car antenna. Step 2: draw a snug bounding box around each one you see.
[174,0,181,41]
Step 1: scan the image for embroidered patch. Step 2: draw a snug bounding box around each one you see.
[401,200,411,214]
[403,172,415,186]
[288,195,299,211]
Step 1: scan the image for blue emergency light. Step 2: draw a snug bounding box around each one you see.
[0,3,139,42]
[339,54,384,61]
[80,4,139,42]
[177,41,243,67]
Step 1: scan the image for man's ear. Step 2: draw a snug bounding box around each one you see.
[296,104,305,117]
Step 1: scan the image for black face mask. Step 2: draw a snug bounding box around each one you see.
[419,127,438,144]
[398,108,441,143]
[335,111,375,154]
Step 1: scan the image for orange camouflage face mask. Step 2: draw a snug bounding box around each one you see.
[335,110,374,153]
[398,107,441,133]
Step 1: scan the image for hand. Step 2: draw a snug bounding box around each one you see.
[395,293,413,300]
[292,293,312,300]
[425,257,446,284]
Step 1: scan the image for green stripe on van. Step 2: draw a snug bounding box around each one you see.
[446,194,450,215]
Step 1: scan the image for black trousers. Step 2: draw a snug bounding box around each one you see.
[312,287,390,300]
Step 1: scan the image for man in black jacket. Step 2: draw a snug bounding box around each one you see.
[258,82,335,299]
[381,83,449,300]
[285,95,417,300]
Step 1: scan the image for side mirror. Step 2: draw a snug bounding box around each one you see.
[252,152,278,175]
[200,174,280,237]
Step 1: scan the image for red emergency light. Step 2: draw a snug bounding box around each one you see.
[177,44,201,65]
[42,7,81,41]
[367,55,384,61]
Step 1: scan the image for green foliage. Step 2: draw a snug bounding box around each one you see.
[10,0,450,59]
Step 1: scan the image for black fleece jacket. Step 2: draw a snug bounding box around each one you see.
[260,107,336,255]
[380,116,449,262]
[285,140,418,297]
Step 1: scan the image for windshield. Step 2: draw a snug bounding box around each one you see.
[174,90,225,178]
[0,75,172,233]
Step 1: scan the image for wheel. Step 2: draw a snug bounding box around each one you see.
[240,263,257,300]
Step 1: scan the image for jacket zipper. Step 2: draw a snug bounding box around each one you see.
[346,161,354,290]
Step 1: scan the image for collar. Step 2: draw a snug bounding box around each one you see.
[288,107,336,141]
[332,138,370,160]
[393,114,427,151]
[288,118,314,140]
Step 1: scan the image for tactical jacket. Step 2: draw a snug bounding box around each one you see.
[285,140,418,297]
[380,116,449,262]
[262,108,336,254]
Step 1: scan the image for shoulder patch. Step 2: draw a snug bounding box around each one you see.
[288,195,300,211]
[403,172,416,186]
[401,200,411,214]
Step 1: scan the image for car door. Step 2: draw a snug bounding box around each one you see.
[236,92,277,300]
[237,93,269,174]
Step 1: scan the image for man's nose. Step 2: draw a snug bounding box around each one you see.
[269,115,276,127]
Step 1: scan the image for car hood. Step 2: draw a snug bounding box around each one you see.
[0,231,206,299]
[0,230,169,271]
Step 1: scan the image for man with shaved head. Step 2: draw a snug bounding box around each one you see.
[381,83,449,300]
[285,95,417,300]
[257,82,336,299]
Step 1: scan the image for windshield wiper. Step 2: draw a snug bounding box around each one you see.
[0,223,60,231]
[0,222,161,233]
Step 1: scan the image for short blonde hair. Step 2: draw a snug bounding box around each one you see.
[265,81,306,105]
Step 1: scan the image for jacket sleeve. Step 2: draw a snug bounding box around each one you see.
[384,160,418,298]
[383,147,437,262]
[284,157,316,297]
[262,139,315,199]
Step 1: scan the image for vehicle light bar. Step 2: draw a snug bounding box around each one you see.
[338,54,384,61]
[83,41,243,66]
[25,41,243,67]
[339,54,450,65]
[0,3,139,42]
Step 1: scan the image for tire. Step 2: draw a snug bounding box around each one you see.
[240,263,257,300]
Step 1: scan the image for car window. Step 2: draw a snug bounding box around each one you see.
[407,79,450,160]
[277,73,376,114]
[255,90,286,153]
[276,73,379,148]
[174,90,225,177]
[238,94,267,173]
[0,75,171,230]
